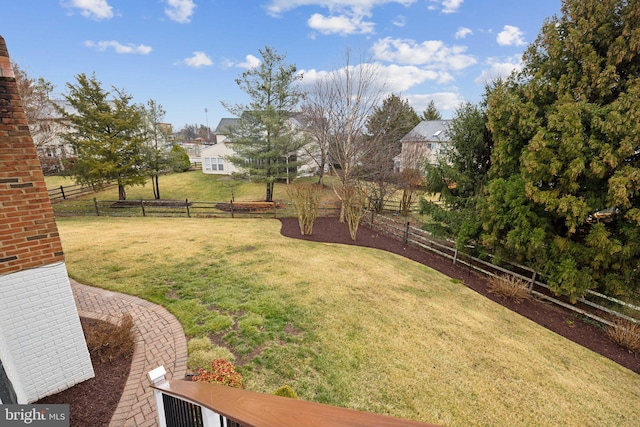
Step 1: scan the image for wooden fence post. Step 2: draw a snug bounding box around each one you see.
[403,222,410,244]
[185,199,191,218]
[93,197,100,216]
[453,247,458,264]
[60,185,66,200]
[371,210,375,225]
[529,271,537,291]
[230,200,234,218]
[140,199,146,217]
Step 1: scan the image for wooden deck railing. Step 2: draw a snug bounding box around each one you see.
[148,367,440,427]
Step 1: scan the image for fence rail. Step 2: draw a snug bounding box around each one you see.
[362,213,640,328]
[47,183,98,202]
[51,197,340,219]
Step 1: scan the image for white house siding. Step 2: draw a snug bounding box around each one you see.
[201,143,239,175]
[0,263,94,403]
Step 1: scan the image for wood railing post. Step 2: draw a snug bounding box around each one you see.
[403,222,410,244]
[60,185,66,200]
[230,200,234,218]
[93,197,100,216]
[186,199,191,218]
[141,199,146,217]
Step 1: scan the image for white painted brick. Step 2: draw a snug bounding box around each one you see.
[0,263,94,403]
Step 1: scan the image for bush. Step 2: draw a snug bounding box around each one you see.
[84,313,135,362]
[273,385,298,399]
[487,274,531,304]
[192,359,243,388]
[606,318,640,353]
[187,337,235,371]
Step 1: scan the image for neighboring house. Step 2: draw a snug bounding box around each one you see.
[0,36,94,404]
[395,120,452,172]
[201,142,239,175]
[202,117,315,177]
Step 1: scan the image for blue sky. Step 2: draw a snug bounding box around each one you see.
[3,0,561,132]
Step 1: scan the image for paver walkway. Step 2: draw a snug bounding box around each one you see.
[70,279,188,427]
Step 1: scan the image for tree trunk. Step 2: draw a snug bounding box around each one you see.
[266,181,274,202]
[153,174,160,200]
[118,182,126,201]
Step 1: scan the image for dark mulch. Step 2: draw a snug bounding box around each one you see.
[36,317,132,427]
[278,217,640,375]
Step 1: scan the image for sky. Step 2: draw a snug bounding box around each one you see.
[3,0,561,132]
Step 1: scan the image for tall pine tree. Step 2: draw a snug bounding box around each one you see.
[58,73,146,200]
[483,0,640,300]
[223,46,305,202]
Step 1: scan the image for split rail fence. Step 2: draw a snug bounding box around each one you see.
[363,213,640,329]
[47,184,640,329]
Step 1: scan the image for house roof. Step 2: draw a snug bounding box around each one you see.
[400,120,452,143]
[215,118,240,134]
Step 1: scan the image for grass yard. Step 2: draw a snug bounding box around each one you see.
[56,217,640,426]
[45,171,342,204]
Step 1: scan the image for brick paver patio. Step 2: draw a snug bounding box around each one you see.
[70,279,188,427]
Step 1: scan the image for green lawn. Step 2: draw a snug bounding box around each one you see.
[56,216,640,426]
[45,171,343,204]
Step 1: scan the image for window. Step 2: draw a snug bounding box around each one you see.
[217,158,224,171]
[204,157,212,171]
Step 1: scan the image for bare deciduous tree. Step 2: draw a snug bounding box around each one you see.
[286,182,321,235]
[302,50,387,221]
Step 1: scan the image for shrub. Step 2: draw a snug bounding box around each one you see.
[187,337,235,371]
[273,385,298,399]
[606,318,640,353]
[192,359,243,388]
[84,313,135,362]
[487,274,531,304]
[286,182,321,235]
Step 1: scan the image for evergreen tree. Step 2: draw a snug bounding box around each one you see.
[223,46,305,202]
[421,100,442,121]
[483,0,640,300]
[57,73,146,200]
[422,101,492,245]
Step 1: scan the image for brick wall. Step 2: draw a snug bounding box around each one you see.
[0,35,94,404]
[0,37,64,276]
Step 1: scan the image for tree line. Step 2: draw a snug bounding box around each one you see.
[423,0,640,301]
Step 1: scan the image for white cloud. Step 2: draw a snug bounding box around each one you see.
[62,0,114,20]
[265,0,416,17]
[165,0,196,24]
[392,15,406,27]
[428,0,463,14]
[454,26,472,39]
[406,92,463,114]
[222,54,262,69]
[84,40,152,54]
[183,51,213,67]
[264,1,415,35]
[497,25,526,46]
[474,55,523,85]
[372,37,476,70]
[308,12,375,35]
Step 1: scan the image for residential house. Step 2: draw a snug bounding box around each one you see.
[201,116,315,177]
[395,120,452,172]
[0,35,94,404]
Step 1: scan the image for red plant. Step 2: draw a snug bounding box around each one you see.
[192,359,243,388]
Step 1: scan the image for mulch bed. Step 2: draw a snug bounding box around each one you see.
[278,217,640,375]
[36,317,132,427]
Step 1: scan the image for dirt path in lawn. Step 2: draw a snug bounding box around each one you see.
[278,217,640,375]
